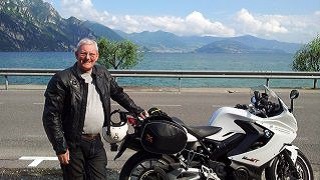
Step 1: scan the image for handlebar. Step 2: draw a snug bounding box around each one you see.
[110,109,143,127]
[235,90,281,118]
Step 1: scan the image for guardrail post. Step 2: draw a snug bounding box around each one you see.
[314,79,318,89]
[5,75,8,90]
[266,78,270,87]
[178,77,181,92]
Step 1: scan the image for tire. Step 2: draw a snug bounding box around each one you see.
[119,151,174,180]
[266,149,314,180]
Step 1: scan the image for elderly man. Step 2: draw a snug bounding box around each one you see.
[42,38,148,179]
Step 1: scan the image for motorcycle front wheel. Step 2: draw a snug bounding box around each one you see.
[265,149,314,180]
[119,151,174,180]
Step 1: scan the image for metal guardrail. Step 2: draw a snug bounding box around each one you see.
[0,68,319,90]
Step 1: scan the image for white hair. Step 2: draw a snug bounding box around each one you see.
[75,38,98,52]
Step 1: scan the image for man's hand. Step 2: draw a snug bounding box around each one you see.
[138,110,149,120]
[57,149,70,165]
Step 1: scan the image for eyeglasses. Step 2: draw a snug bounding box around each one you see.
[78,52,97,58]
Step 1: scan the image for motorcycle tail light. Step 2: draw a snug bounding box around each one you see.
[127,115,137,126]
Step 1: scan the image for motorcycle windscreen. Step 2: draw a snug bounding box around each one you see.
[141,120,187,154]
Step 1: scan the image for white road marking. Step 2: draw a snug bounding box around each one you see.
[112,103,182,107]
[19,156,58,167]
[294,106,303,109]
[33,102,44,105]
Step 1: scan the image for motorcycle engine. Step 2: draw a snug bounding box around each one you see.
[233,167,249,180]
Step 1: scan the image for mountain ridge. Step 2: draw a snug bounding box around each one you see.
[195,38,289,54]
[0,0,119,51]
[117,30,301,53]
[0,0,302,53]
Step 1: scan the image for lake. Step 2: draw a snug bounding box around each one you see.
[0,52,315,88]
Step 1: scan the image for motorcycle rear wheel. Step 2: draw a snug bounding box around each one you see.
[265,149,314,180]
[119,151,174,180]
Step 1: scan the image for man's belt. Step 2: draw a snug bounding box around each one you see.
[81,134,100,140]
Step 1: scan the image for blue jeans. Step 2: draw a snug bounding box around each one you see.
[61,135,107,180]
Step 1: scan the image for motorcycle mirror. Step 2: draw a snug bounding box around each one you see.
[289,89,299,113]
[290,90,299,100]
[254,91,261,100]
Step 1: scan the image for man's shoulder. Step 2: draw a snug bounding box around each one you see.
[94,64,111,75]
[54,66,73,78]
[94,64,108,71]
[49,66,77,85]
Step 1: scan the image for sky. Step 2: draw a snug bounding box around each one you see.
[44,0,320,44]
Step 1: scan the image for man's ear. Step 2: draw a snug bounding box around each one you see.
[96,54,99,61]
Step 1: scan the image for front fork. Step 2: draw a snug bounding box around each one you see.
[278,145,301,179]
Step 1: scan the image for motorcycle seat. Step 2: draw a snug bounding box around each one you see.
[172,117,186,125]
[187,126,222,139]
[171,117,221,139]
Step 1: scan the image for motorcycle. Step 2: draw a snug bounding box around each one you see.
[109,85,314,180]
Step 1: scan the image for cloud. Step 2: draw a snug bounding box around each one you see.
[58,0,319,43]
[236,8,288,34]
[43,0,54,5]
[60,0,101,20]
[112,11,235,37]
[234,8,320,43]
[183,11,235,36]
[59,0,234,37]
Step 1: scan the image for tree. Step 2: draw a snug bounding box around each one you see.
[292,35,320,71]
[97,38,142,69]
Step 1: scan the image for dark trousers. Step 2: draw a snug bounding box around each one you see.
[61,136,107,180]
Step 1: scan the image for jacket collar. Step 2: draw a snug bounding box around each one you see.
[71,62,100,80]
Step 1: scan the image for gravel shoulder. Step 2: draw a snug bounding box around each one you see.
[0,168,119,179]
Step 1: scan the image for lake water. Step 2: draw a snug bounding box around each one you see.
[0,52,316,88]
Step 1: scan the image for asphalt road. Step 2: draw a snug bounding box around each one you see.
[0,87,319,179]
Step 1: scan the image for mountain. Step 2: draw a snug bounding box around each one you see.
[119,30,191,52]
[196,38,289,54]
[0,0,121,51]
[81,21,123,41]
[118,31,302,54]
[118,30,222,52]
[196,40,253,53]
[229,35,301,53]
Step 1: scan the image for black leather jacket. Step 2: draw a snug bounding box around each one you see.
[42,63,143,155]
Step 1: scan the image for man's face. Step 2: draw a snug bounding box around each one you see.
[75,44,99,72]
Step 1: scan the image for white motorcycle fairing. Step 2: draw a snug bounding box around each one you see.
[184,86,298,169]
[202,106,297,167]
